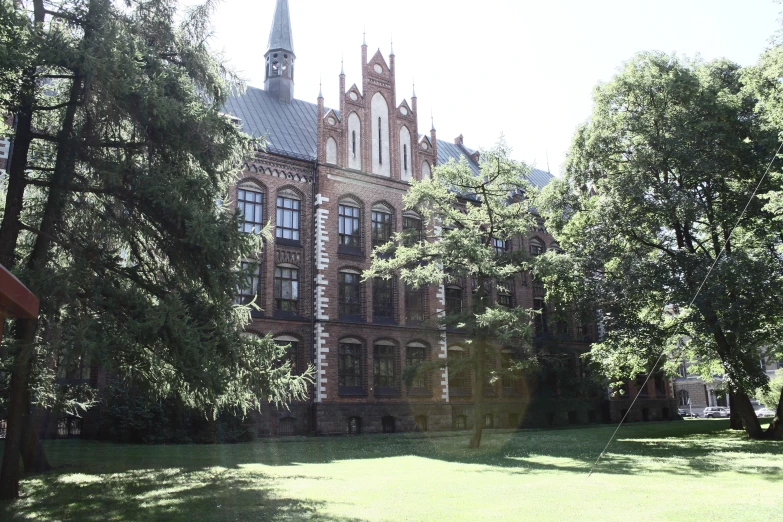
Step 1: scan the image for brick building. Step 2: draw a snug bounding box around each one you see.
[214,0,677,436]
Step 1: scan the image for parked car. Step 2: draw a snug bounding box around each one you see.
[678,409,700,418]
[703,407,730,418]
[756,407,775,418]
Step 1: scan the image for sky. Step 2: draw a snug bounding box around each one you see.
[200,0,781,175]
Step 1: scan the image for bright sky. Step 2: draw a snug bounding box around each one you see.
[204,0,781,174]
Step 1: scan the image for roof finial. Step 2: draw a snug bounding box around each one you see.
[363,27,366,46]
[412,79,416,98]
[318,75,323,99]
[431,110,435,131]
[390,35,394,56]
[341,54,345,76]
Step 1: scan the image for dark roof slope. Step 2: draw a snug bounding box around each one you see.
[224,86,320,160]
[224,87,556,187]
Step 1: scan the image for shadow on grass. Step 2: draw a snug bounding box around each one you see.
[1,464,364,522]
[2,419,781,520]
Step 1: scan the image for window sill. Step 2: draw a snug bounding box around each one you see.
[407,388,432,397]
[449,388,472,397]
[338,387,367,397]
[338,245,364,257]
[373,316,397,326]
[275,237,302,248]
[374,387,401,398]
[274,310,300,320]
[405,319,424,327]
[339,315,365,324]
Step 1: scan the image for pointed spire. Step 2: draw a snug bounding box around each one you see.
[390,36,394,56]
[412,80,416,98]
[318,76,323,99]
[267,0,295,55]
[431,110,436,131]
[341,54,345,76]
[362,27,367,46]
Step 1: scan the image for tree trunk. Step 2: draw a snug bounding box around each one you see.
[729,392,743,430]
[20,396,51,473]
[763,386,783,440]
[469,344,484,449]
[0,319,37,499]
[0,66,85,498]
[732,391,764,439]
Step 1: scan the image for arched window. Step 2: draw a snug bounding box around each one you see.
[373,277,395,323]
[236,260,261,305]
[237,184,264,233]
[371,93,389,176]
[338,338,364,395]
[278,417,295,436]
[678,389,690,407]
[348,112,361,170]
[402,211,423,246]
[338,269,362,319]
[338,199,361,250]
[274,335,299,374]
[445,287,463,317]
[405,284,425,323]
[448,347,470,396]
[406,342,428,391]
[400,126,412,181]
[529,238,545,256]
[326,137,337,164]
[421,161,431,180]
[371,204,393,248]
[274,265,299,315]
[382,416,396,433]
[276,190,300,242]
[348,416,362,435]
[373,340,399,394]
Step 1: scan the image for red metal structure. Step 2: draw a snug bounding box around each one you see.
[0,264,39,343]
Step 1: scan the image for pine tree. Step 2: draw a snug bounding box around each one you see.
[0,0,311,498]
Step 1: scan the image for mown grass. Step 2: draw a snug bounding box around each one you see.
[1,420,781,521]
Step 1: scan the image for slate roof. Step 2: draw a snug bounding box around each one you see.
[224,87,555,188]
[224,86,322,161]
[267,0,294,54]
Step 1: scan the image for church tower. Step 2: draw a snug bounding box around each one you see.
[264,0,295,103]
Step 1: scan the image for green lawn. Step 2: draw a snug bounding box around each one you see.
[1,420,781,521]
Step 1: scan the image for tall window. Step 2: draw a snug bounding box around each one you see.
[406,343,427,389]
[238,188,264,233]
[498,280,513,308]
[403,144,408,172]
[374,343,397,390]
[236,261,260,305]
[339,271,362,318]
[405,284,425,322]
[338,341,363,391]
[276,195,300,241]
[492,238,507,255]
[445,287,463,317]
[530,238,545,256]
[403,214,423,246]
[274,266,299,313]
[373,277,394,321]
[678,389,690,406]
[448,349,469,394]
[275,337,299,375]
[371,208,392,248]
[378,117,383,164]
[338,203,361,248]
[352,130,356,157]
[533,297,547,333]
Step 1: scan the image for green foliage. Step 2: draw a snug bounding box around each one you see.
[0,0,311,419]
[756,369,783,410]
[536,52,783,402]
